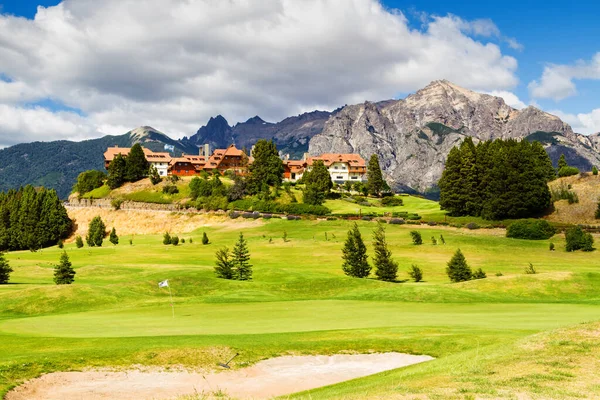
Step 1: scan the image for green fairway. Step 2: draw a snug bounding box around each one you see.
[1,215,599,398]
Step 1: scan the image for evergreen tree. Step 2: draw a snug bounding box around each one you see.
[53,251,76,285]
[171,235,179,246]
[341,223,370,278]
[107,154,127,189]
[149,165,162,185]
[472,268,487,279]
[75,235,84,248]
[0,252,12,284]
[558,154,568,170]
[247,140,284,194]
[303,160,333,205]
[438,146,464,215]
[232,232,252,280]
[593,166,599,176]
[367,154,385,197]
[408,264,423,282]
[214,247,234,279]
[446,249,472,282]
[109,227,119,245]
[74,170,106,195]
[596,200,600,219]
[163,232,171,245]
[565,226,594,252]
[86,216,106,247]
[202,232,209,245]
[410,231,422,245]
[125,143,150,182]
[372,223,398,281]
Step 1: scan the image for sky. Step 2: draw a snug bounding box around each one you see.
[0,0,599,147]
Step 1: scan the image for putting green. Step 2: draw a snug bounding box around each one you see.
[2,300,598,338]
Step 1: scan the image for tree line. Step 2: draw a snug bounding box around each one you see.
[438,138,555,220]
[0,185,72,251]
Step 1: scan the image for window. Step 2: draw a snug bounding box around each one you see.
[351,176,358,179]
[336,176,343,179]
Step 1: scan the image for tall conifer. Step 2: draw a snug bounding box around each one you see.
[232,232,252,280]
[367,154,385,197]
[372,223,398,281]
[0,252,12,284]
[341,223,370,278]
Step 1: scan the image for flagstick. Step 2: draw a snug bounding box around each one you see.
[168,285,175,318]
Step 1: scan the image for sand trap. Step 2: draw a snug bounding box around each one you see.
[6,353,433,400]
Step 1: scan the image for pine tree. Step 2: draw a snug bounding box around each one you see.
[367,154,385,197]
[410,231,422,245]
[372,223,398,281]
[232,232,252,280]
[558,154,568,170]
[0,252,12,284]
[472,268,487,279]
[149,165,162,185]
[593,166,599,176]
[303,160,333,205]
[446,249,472,282]
[171,235,179,246]
[596,200,600,219]
[341,223,370,278]
[53,251,76,285]
[75,235,84,248]
[438,146,464,215]
[125,143,150,182]
[247,140,284,194]
[86,216,106,247]
[214,247,234,279]
[163,232,171,245]
[109,227,119,245]
[202,232,209,245]
[107,154,127,189]
[408,264,423,282]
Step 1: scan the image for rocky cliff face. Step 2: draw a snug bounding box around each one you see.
[309,80,600,193]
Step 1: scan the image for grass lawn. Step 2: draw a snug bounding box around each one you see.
[1,217,599,398]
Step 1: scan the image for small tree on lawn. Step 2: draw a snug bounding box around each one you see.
[163,232,171,245]
[372,223,398,281]
[214,247,234,279]
[472,268,487,279]
[410,231,422,245]
[593,166,599,176]
[171,235,179,246]
[232,232,252,280]
[53,251,76,285]
[0,252,13,284]
[446,249,472,282]
[341,223,371,278]
[75,235,84,248]
[86,216,106,247]
[565,226,594,252]
[408,264,423,282]
[109,227,119,245]
[202,232,209,245]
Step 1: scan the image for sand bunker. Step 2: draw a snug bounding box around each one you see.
[6,353,433,400]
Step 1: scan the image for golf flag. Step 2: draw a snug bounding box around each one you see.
[158,279,169,288]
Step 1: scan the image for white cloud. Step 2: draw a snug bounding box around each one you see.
[550,108,600,135]
[486,90,527,109]
[529,53,600,100]
[0,0,519,144]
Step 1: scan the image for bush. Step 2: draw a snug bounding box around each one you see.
[558,166,580,177]
[593,166,599,176]
[75,236,84,248]
[408,265,423,282]
[57,240,64,249]
[596,200,600,219]
[229,199,330,215]
[472,268,487,279]
[549,242,555,251]
[230,211,241,219]
[551,183,579,204]
[326,217,338,221]
[410,231,422,245]
[392,211,408,218]
[171,235,179,246]
[196,195,228,211]
[111,198,124,211]
[381,196,403,207]
[361,216,372,221]
[406,214,422,220]
[75,170,106,195]
[86,216,106,247]
[465,222,480,230]
[163,232,171,245]
[389,218,405,225]
[202,232,209,245]
[262,213,272,219]
[524,263,537,274]
[506,220,556,240]
[565,226,594,252]
[162,185,179,195]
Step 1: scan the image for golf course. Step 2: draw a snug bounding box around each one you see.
[1,196,600,398]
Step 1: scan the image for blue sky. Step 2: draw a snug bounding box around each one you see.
[0,0,598,146]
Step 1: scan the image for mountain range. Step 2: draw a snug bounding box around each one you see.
[1,80,599,199]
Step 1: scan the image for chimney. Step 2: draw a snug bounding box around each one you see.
[199,143,211,157]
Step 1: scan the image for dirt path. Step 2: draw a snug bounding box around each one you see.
[6,353,433,400]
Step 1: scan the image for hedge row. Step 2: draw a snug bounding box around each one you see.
[229,199,330,215]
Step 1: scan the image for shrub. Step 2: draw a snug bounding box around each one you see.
[262,213,272,219]
[472,268,487,279]
[163,232,171,245]
[524,263,537,274]
[381,196,403,207]
[596,200,600,219]
[439,234,446,244]
[506,220,556,240]
[551,183,579,204]
[361,216,372,221]
[57,240,64,249]
[431,236,437,245]
[558,166,580,177]
[565,226,594,252]
[549,242,555,251]
[214,247,234,279]
[389,218,404,225]
[230,211,241,219]
[408,265,423,282]
[109,227,118,245]
[202,232,209,245]
[410,231,422,245]
[74,170,106,195]
[465,222,480,230]
[327,217,338,221]
[111,198,124,211]
[392,212,408,218]
[593,166,599,176]
[181,238,185,244]
[171,235,179,246]
[75,236,84,248]
[495,272,503,277]
[86,216,106,247]
[229,199,330,216]
[162,184,179,195]
[446,249,472,282]
[406,214,422,221]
